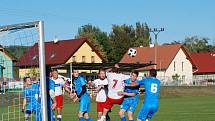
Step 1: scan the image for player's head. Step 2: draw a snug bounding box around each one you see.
[72,70,79,78]
[149,69,157,77]
[130,70,139,81]
[23,76,32,85]
[51,69,58,79]
[111,67,119,73]
[98,69,106,80]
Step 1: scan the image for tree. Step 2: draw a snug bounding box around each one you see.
[183,36,212,53]
[108,24,136,62]
[166,36,215,53]
[75,22,151,63]
[135,22,150,46]
[108,22,150,62]
[75,24,110,61]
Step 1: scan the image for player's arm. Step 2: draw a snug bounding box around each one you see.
[49,89,57,109]
[49,79,57,109]
[117,91,136,96]
[125,82,139,87]
[105,63,119,72]
[77,85,87,98]
[126,79,145,87]
[64,84,71,94]
[22,98,26,112]
[76,77,87,98]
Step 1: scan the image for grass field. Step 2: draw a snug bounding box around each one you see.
[61,96,215,121]
[1,86,215,121]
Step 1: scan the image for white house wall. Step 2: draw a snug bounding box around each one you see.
[165,49,193,84]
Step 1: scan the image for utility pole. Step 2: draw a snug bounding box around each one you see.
[149,28,164,69]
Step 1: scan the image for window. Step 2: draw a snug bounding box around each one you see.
[182,62,184,72]
[82,56,86,63]
[72,56,76,62]
[50,53,55,59]
[91,56,95,63]
[32,55,38,61]
[174,61,176,71]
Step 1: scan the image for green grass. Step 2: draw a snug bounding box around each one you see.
[61,96,215,121]
[1,86,215,121]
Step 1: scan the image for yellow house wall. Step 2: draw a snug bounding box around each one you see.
[66,42,102,64]
[19,68,39,78]
[19,42,103,77]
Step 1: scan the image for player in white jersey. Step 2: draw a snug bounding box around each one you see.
[89,69,109,121]
[51,69,71,121]
[101,64,130,121]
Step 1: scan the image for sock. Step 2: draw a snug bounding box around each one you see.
[100,116,106,121]
[121,116,126,121]
[57,115,62,121]
[87,118,92,121]
[79,117,84,121]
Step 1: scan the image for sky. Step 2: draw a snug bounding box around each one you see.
[0,0,215,44]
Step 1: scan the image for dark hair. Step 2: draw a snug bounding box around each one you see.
[51,68,58,72]
[98,68,105,73]
[111,67,119,73]
[131,70,139,76]
[149,69,157,77]
[23,76,30,82]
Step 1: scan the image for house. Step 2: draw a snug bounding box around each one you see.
[120,44,196,85]
[0,45,17,78]
[18,38,105,78]
[191,52,215,85]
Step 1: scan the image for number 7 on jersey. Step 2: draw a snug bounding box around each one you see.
[112,80,118,88]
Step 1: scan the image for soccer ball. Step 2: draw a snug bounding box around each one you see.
[128,48,137,57]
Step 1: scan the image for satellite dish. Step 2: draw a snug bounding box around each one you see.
[54,36,59,43]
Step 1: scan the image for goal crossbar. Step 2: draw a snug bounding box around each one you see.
[0,21,40,32]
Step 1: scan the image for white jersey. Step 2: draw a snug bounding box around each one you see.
[106,72,130,99]
[52,77,65,96]
[93,78,108,102]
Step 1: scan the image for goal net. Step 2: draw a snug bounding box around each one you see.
[0,21,47,121]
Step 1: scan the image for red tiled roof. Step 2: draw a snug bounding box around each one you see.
[120,44,195,71]
[191,52,215,74]
[18,38,104,67]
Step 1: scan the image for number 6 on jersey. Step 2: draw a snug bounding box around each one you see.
[151,83,158,93]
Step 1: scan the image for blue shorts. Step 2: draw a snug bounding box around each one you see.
[120,96,138,113]
[79,94,90,113]
[26,104,37,113]
[137,102,158,121]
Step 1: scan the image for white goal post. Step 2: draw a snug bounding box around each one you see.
[0,21,48,121]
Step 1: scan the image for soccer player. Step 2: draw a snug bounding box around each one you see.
[118,70,140,121]
[72,70,92,121]
[47,67,57,121]
[100,64,130,121]
[90,69,108,121]
[51,69,71,121]
[126,69,160,121]
[22,76,40,121]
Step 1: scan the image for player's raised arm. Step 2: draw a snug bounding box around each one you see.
[105,63,119,72]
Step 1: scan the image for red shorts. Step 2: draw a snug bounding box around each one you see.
[104,97,124,109]
[56,95,63,109]
[96,101,106,112]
